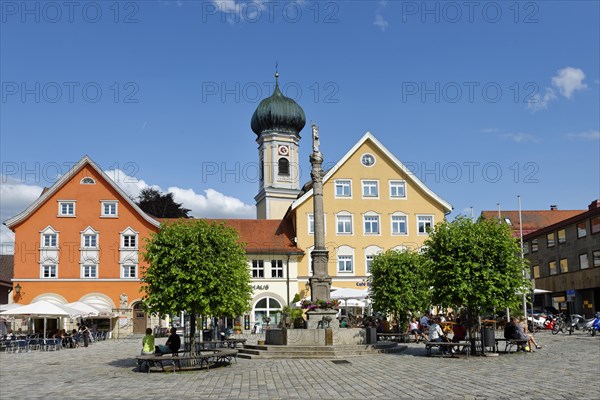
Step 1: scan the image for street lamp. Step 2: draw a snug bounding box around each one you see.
[14,283,22,294]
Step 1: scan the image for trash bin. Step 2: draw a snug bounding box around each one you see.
[481,327,495,351]
[365,327,377,344]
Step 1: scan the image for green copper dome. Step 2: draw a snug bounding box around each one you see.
[251,74,306,136]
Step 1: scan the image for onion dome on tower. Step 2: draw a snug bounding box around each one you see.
[251,71,306,136]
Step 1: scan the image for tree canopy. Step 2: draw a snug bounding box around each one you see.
[141,219,252,352]
[424,215,528,316]
[369,249,431,329]
[136,187,191,218]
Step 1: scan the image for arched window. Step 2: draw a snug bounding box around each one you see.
[254,297,282,326]
[278,158,289,176]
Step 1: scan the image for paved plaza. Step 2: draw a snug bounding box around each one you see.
[1,330,598,399]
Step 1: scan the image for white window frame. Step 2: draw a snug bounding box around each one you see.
[417,215,434,235]
[334,179,352,198]
[42,233,58,248]
[391,213,408,235]
[83,234,98,248]
[366,254,374,274]
[271,260,284,278]
[337,255,353,273]
[122,234,138,249]
[336,213,353,235]
[361,180,379,198]
[41,264,57,279]
[252,260,264,278]
[361,153,376,167]
[122,264,137,279]
[58,201,76,217]
[363,213,380,235]
[389,180,407,199]
[80,177,95,184]
[82,264,98,279]
[101,201,119,217]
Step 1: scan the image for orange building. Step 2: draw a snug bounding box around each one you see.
[5,156,161,335]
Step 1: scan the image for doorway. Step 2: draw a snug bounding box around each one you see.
[132,302,147,334]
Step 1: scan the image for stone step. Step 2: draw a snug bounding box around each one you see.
[237,344,407,359]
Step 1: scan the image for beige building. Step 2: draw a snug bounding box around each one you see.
[286,132,452,293]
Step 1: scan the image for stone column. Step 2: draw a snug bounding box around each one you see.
[307,123,336,330]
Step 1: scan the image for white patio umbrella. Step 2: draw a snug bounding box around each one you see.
[65,301,101,317]
[0,300,82,339]
[330,288,369,300]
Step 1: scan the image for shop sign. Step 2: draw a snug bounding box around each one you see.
[252,285,269,291]
[356,280,371,287]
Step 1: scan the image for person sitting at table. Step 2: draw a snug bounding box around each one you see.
[408,317,428,343]
[141,328,155,355]
[429,317,450,354]
[517,317,542,351]
[156,327,181,355]
[451,318,467,342]
[382,317,391,333]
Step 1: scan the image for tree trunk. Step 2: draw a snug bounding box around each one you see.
[189,310,196,356]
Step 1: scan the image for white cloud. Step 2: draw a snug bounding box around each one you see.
[104,169,157,200]
[0,175,44,254]
[373,14,389,31]
[169,187,254,219]
[502,133,540,143]
[551,67,587,99]
[373,0,388,31]
[564,130,600,141]
[526,87,557,112]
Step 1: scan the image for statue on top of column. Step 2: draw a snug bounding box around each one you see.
[312,122,320,153]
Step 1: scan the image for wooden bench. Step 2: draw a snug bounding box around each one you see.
[424,341,471,358]
[495,338,528,352]
[224,338,247,348]
[377,332,411,343]
[136,349,238,373]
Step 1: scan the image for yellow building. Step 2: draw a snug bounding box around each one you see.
[286,132,452,293]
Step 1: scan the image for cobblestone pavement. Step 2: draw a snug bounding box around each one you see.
[1,330,598,399]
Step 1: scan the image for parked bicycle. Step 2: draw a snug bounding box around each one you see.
[551,313,567,335]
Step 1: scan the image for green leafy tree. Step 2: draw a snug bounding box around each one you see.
[424,216,529,342]
[141,219,253,354]
[369,249,431,331]
[136,187,191,218]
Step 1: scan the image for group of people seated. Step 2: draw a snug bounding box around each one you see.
[141,327,181,355]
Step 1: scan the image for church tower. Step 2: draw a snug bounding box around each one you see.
[251,71,306,219]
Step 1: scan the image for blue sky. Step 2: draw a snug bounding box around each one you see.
[1,0,599,251]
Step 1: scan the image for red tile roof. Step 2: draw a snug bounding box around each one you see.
[157,218,303,255]
[480,209,586,237]
[0,255,14,284]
